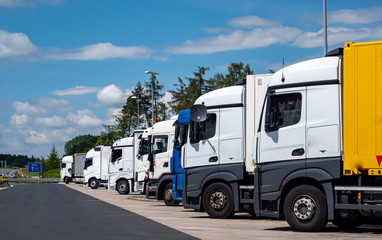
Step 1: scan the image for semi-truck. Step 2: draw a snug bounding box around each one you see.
[146,117,179,205]
[186,40,382,231]
[182,74,272,215]
[170,109,190,203]
[60,153,86,184]
[108,130,143,194]
[84,145,111,189]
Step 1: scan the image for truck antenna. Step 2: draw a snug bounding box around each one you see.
[281,58,285,83]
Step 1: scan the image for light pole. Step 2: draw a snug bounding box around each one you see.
[323,0,328,56]
[131,96,140,127]
[145,70,159,126]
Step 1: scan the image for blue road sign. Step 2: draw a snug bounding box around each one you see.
[28,162,42,173]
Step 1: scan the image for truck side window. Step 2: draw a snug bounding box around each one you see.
[265,93,301,131]
[152,136,168,154]
[84,158,93,169]
[178,123,188,146]
[61,163,66,168]
[190,113,216,143]
[138,139,149,155]
[111,149,122,162]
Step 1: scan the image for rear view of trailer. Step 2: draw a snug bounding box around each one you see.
[343,41,382,175]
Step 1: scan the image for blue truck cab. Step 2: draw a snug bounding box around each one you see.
[170,109,190,202]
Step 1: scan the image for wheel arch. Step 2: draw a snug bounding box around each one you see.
[279,168,335,219]
[200,172,239,211]
[157,175,174,200]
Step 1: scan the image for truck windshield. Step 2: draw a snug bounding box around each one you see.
[61,163,66,169]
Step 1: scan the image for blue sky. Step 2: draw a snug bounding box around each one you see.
[1,0,382,158]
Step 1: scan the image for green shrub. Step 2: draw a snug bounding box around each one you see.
[42,168,60,178]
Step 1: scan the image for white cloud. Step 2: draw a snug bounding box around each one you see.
[0,30,38,58]
[329,6,382,25]
[167,26,301,54]
[13,101,47,115]
[203,27,229,34]
[0,0,63,7]
[292,27,381,48]
[0,0,33,7]
[228,16,278,28]
[67,109,102,127]
[10,114,29,127]
[34,116,66,128]
[37,98,73,112]
[97,84,130,107]
[105,108,122,125]
[52,86,100,96]
[25,129,50,144]
[48,43,151,60]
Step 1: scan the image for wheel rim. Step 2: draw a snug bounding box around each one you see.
[293,195,316,221]
[165,189,173,202]
[90,181,96,187]
[119,183,126,192]
[210,191,226,210]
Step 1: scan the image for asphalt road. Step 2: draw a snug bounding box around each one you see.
[0,184,198,240]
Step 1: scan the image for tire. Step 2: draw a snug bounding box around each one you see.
[64,177,70,184]
[283,185,327,232]
[89,178,99,189]
[203,182,235,218]
[117,180,130,195]
[163,183,180,206]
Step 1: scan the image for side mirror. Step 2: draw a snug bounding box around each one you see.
[190,104,207,122]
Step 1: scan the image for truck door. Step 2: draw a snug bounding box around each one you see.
[151,134,170,179]
[136,138,149,182]
[110,148,124,174]
[185,110,219,168]
[258,87,306,164]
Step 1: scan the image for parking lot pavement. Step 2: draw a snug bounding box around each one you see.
[65,183,382,240]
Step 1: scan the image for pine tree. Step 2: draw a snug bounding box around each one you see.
[145,75,165,126]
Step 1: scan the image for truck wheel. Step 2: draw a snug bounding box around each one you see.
[117,180,130,195]
[283,185,327,232]
[163,183,180,206]
[203,182,234,218]
[64,177,70,184]
[89,179,99,189]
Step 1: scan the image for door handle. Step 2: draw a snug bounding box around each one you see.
[292,148,305,156]
[209,156,218,162]
[119,168,123,171]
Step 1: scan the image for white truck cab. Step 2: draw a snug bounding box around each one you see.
[146,117,179,205]
[84,145,111,189]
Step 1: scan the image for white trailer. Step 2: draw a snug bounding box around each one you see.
[60,153,85,184]
[84,145,111,189]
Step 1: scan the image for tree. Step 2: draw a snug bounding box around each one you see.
[64,135,99,155]
[169,66,210,114]
[209,62,254,90]
[42,145,60,172]
[145,74,166,126]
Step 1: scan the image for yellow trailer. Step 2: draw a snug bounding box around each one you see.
[343,41,382,175]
